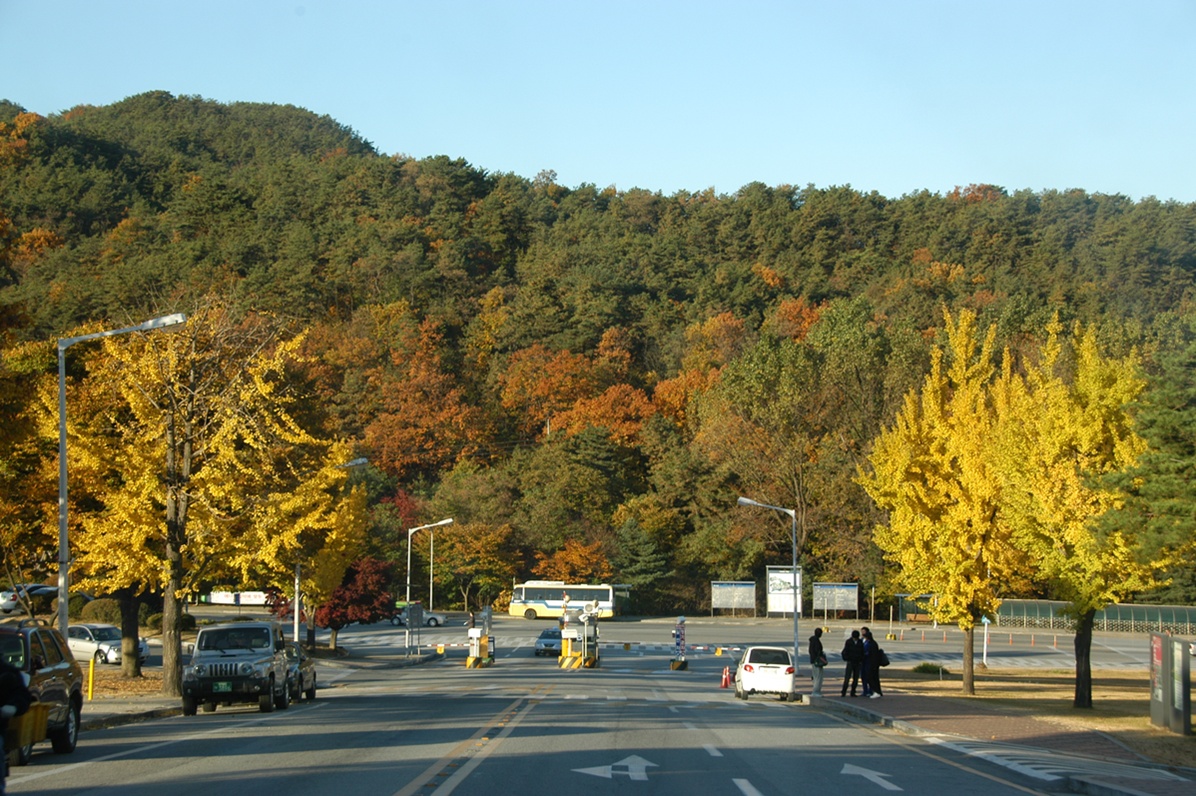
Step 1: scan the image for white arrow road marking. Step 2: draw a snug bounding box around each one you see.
[573,755,658,781]
[733,779,765,796]
[842,763,903,791]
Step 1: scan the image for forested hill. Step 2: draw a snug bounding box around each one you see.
[3,92,1196,609]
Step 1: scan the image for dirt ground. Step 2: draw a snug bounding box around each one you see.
[883,666,1195,769]
[85,662,1193,768]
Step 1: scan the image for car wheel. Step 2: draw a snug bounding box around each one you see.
[202,702,216,713]
[94,650,106,665]
[275,678,289,710]
[524,609,537,620]
[15,741,32,765]
[182,696,198,716]
[259,689,275,713]
[426,617,440,627]
[50,701,80,754]
[305,676,317,701]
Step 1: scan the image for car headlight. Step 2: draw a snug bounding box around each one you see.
[189,664,206,677]
[242,662,259,676]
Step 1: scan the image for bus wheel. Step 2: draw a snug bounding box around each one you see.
[524,609,537,620]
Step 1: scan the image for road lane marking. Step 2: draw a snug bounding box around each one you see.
[842,763,902,790]
[704,744,723,757]
[733,779,765,796]
[574,754,657,781]
[391,685,550,796]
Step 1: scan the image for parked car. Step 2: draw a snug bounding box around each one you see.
[181,622,290,715]
[534,627,562,657]
[0,619,83,765]
[284,642,317,702]
[66,623,149,665]
[0,584,44,614]
[734,645,796,701]
[392,605,447,627]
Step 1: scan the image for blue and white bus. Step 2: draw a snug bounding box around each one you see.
[508,581,618,620]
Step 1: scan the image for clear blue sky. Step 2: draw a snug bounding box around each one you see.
[3,0,1194,202]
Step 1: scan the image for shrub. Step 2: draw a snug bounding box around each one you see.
[79,598,152,626]
[145,613,162,631]
[912,662,949,675]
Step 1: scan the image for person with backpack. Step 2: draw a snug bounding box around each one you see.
[840,628,864,697]
[808,627,827,697]
[0,656,32,795]
[861,626,884,698]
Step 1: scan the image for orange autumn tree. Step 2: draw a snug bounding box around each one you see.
[365,317,486,482]
[498,344,596,438]
[532,538,613,583]
[555,384,655,445]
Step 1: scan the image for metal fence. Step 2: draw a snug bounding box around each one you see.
[995,600,1196,634]
[896,596,1196,634]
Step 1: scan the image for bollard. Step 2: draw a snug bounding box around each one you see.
[942,631,947,642]
[1053,635,1057,648]
[900,629,904,641]
[1009,633,1013,644]
[1031,635,1035,646]
[921,630,925,642]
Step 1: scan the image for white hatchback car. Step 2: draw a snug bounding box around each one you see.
[734,645,796,701]
[67,623,150,665]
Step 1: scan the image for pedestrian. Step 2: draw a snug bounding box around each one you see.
[840,629,864,697]
[0,656,31,795]
[861,626,883,698]
[808,627,826,697]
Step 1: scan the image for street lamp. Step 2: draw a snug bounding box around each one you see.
[57,313,187,634]
[405,518,453,650]
[737,495,801,674]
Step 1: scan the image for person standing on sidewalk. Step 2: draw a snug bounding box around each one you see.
[840,629,864,697]
[861,626,884,698]
[808,627,826,697]
[0,657,31,795]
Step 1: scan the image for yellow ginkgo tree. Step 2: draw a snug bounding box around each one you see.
[993,319,1153,708]
[859,309,1030,694]
[38,302,365,694]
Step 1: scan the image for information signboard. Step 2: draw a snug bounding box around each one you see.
[765,566,802,616]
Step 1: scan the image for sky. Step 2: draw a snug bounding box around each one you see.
[3,0,1195,202]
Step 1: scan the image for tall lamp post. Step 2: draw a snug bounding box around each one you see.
[57,313,187,634]
[405,518,453,649]
[737,496,801,674]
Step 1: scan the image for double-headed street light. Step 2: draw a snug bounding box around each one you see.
[405,518,453,651]
[737,495,801,674]
[57,313,187,634]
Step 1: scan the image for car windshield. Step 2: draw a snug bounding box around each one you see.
[747,648,790,665]
[199,627,272,651]
[92,627,121,642]
[539,629,561,639]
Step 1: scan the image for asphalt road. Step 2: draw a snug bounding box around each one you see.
[9,618,1111,795]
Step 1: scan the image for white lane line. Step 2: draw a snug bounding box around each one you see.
[704,744,723,757]
[734,779,765,796]
[683,721,698,731]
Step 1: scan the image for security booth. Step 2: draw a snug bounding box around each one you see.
[466,606,494,668]
[559,603,600,668]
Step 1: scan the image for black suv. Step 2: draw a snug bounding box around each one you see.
[0,619,83,765]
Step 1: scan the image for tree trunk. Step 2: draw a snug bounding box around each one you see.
[1074,609,1095,709]
[160,416,191,698]
[329,627,339,650]
[306,613,316,649]
[117,587,142,678]
[961,625,975,695]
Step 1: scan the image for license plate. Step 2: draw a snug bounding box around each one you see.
[213,682,232,693]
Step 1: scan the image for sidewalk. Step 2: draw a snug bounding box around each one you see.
[815,690,1195,796]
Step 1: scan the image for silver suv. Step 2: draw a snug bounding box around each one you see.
[181,622,290,715]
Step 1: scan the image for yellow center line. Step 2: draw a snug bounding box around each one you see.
[391,685,551,796]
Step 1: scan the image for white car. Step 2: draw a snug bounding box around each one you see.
[391,607,447,627]
[734,645,796,701]
[0,584,43,613]
[67,623,150,665]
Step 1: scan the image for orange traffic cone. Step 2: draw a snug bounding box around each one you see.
[720,666,730,688]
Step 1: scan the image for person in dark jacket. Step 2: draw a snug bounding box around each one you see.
[808,627,826,697]
[840,629,864,697]
[0,657,32,794]
[861,626,883,698]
